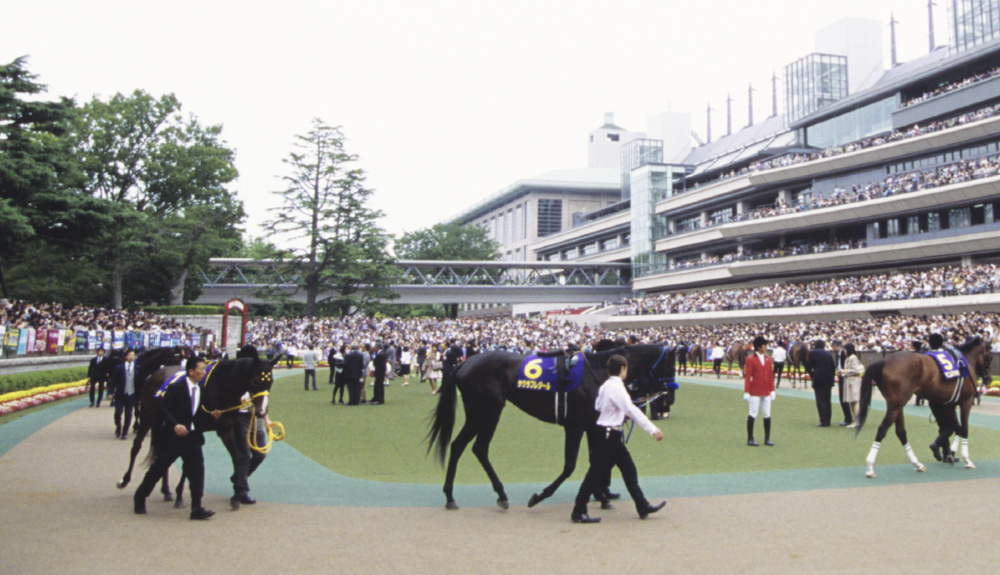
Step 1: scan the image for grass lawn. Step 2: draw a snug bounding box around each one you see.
[270,369,1000,485]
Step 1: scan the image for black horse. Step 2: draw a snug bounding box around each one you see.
[428,344,675,510]
[116,354,279,504]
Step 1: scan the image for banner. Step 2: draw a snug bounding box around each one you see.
[3,327,18,352]
[65,330,78,353]
[0,326,5,350]
[148,332,160,348]
[170,332,181,347]
[86,330,98,351]
[112,331,125,350]
[35,328,47,354]
[25,327,36,354]
[124,331,136,350]
[188,332,199,347]
[17,329,29,355]
[46,329,60,354]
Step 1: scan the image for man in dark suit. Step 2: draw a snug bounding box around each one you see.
[806,340,836,427]
[342,344,364,406]
[442,339,463,379]
[111,349,138,440]
[371,344,387,405]
[133,357,217,520]
[87,347,109,407]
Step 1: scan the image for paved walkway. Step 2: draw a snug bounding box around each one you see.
[3,376,1000,574]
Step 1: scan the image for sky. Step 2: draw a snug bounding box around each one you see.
[2,0,950,244]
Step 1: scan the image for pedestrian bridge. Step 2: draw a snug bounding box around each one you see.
[195,258,632,305]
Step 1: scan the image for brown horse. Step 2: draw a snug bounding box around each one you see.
[116,355,279,503]
[855,337,991,478]
[787,342,810,388]
[686,344,705,375]
[725,341,747,378]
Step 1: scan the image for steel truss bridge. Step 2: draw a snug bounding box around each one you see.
[196,258,632,305]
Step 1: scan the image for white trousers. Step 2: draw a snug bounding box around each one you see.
[748,395,772,419]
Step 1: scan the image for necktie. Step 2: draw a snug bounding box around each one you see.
[190,384,199,418]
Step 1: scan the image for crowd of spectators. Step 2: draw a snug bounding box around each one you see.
[671,150,1000,238]
[693,102,1000,189]
[666,238,866,272]
[615,263,1000,316]
[0,299,207,334]
[901,66,1000,108]
[244,310,1000,361]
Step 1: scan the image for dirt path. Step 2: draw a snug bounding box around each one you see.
[2,397,1000,574]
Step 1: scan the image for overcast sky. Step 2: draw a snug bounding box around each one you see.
[2,0,948,243]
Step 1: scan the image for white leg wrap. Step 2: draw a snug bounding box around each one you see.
[904,443,925,471]
[865,442,880,477]
[951,436,959,454]
[961,438,974,468]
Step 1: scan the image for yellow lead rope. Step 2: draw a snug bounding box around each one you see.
[200,391,285,454]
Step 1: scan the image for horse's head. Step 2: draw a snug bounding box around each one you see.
[961,336,991,377]
[246,356,280,416]
[625,345,676,401]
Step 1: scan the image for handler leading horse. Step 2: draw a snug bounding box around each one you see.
[428,344,675,510]
[855,336,990,478]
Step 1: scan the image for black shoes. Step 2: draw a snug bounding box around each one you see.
[571,512,601,524]
[747,439,759,447]
[370,401,383,405]
[236,495,256,505]
[816,423,831,427]
[190,507,215,520]
[120,433,128,441]
[765,440,775,447]
[115,427,121,438]
[600,501,614,510]
[133,496,146,515]
[838,421,852,427]
[639,501,666,519]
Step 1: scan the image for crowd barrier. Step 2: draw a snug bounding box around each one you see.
[0,326,216,359]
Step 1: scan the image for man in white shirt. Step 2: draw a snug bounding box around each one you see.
[571,355,666,524]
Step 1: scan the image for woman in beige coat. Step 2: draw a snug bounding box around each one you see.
[838,343,864,428]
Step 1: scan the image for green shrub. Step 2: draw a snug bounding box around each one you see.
[144,305,237,316]
[0,367,88,394]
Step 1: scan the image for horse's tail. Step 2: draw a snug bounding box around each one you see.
[855,360,885,438]
[427,362,460,466]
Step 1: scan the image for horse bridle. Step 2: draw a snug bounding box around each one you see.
[631,346,677,406]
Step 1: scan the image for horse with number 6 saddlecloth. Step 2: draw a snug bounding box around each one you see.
[116,355,280,504]
[427,344,675,511]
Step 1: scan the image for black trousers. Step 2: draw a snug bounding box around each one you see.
[89,379,106,405]
[304,369,317,390]
[135,432,205,508]
[574,428,649,515]
[114,393,135,433]
[221,413,267,497]
[372,373,385,403]
[333,373,346,403]
[813,384,832,425]
[713,359,723,375]
[347,378,360,405]
[836,376,853,423]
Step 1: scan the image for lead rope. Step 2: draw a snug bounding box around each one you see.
[200,391,285,454]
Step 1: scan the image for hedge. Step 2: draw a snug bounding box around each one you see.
[0,367,89,395]
[144,305,233,316]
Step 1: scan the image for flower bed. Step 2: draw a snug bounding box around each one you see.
[0,380,87,417]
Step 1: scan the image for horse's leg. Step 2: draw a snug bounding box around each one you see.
[174,471,187,509]
[528,424,585,508]
[469,409,509,510]
[894,411,926,473]
[865,409,899,478]
[117,423,150,489]
[443,422,478,510]
[958,397,975,469]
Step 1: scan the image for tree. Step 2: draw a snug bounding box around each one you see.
[71,90,242,307]
[395,222,501,318]
[263,119,397,318]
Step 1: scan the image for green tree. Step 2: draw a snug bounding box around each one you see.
[71,90,242,307]
[0,56,106,300]
[263,119,397,318]
[395,222,501,318]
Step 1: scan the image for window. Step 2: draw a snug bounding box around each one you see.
[514,205,522,242]
[907,215,921,234]
[886,218,901,237]
[506,209,514,245]
[928,212,941,232]
[950,207,971,229]
[602,237,620,251]
[582,243,598,256]
[608,133,619,142]
[537,199,563,237]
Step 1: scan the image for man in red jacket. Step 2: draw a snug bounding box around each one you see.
[743,336,776,447]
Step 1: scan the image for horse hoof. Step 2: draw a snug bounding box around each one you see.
[174,500,186,509]
[966,462,976,469]
[116,481,126,489]
[866,471,876,479]
[916,465,926,473]
[445,501,459,511]
[497,498,509,510]
[527,493,542,508]
[163,493,173,502]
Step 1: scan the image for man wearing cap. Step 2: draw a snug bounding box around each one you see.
[743,336,776,446]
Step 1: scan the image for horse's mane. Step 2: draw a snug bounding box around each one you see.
[208,357,262,385]
[959,336,984,353]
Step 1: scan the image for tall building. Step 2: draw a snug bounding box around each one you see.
[949,0,1000,52]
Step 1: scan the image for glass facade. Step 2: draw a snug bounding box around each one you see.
[630,164,686,277]
[620,139,663,200]
[785,53,848,124]
[537,199,563,237]
[805,96,895,149]
[950,0,1000,52]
